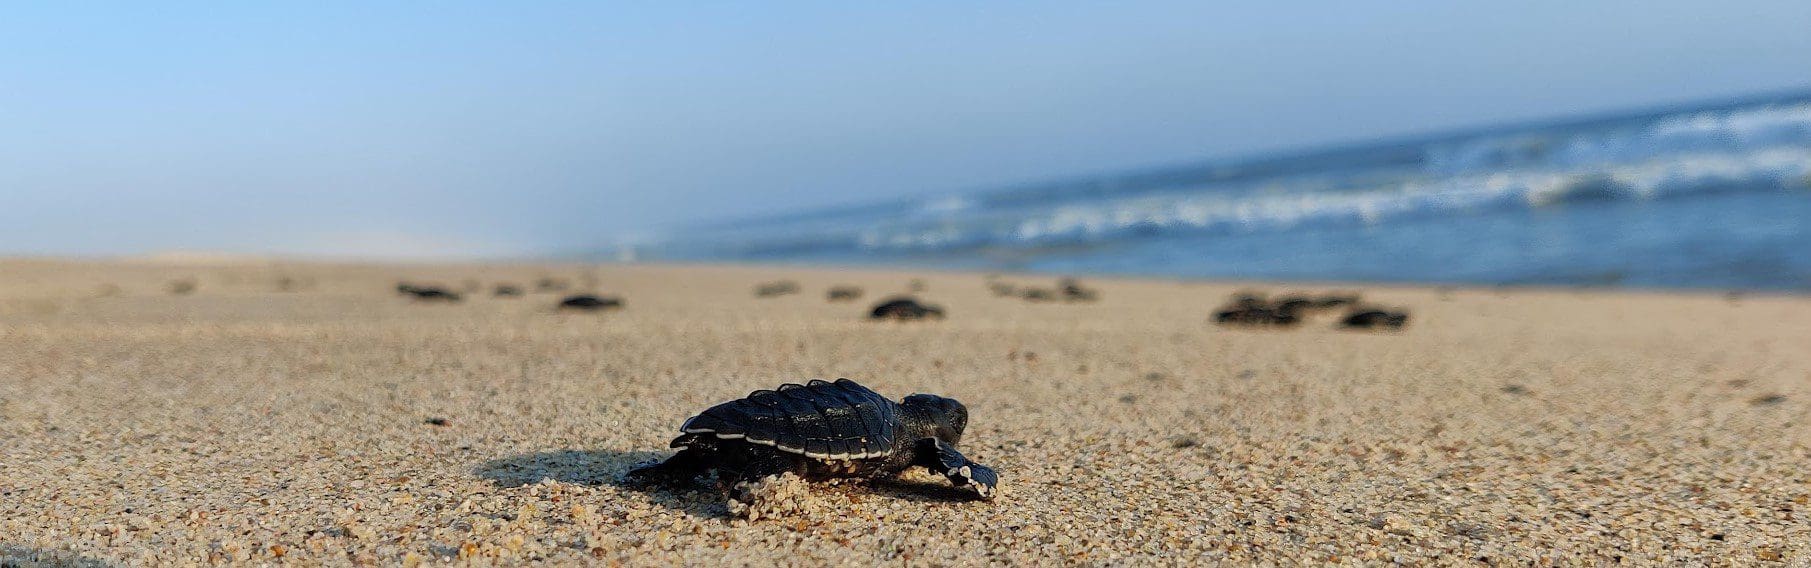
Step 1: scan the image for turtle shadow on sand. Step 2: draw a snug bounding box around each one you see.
[474,449,669,488]
[1,544,113,568]
[862,476,989,503]
[473,449,729,517]
[473,449,986,518]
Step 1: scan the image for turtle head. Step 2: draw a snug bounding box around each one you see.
[903,394,968,445]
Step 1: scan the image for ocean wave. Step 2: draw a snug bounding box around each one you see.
[828,149,1808,253]
[1426,101,1811,174]
[632,93,1811,260]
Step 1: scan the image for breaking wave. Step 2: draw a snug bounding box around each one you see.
[631,92,1811,264]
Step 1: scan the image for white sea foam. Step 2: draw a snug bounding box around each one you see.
[855,148,1811,252]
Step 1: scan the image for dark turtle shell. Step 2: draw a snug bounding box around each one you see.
[559,294,623,310]
[869,297,943,320]
[404,286,462,302]
[1341,308,1408,329]
[677,379,898,460]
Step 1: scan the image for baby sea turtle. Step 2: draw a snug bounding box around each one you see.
[627,379,997,500]
[1018,288,1056,302]
[535,277,570,292]
[1272,296,1315,314]
[826,285,864,302]
[1313,292,1362,308]
[1213,305,1299,326]
[755,280,800,297]
[558,294,623,311]
[399,284,462,302]
[1058,278,1099,302]
[167,279,197,295]
[870,297,944,320]
[1212,294,1300,327]
[1229,290,1267,304]
[493,284,524,297]
[1340,308,1409,330]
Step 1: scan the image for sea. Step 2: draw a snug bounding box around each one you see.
[625,91,1811,291]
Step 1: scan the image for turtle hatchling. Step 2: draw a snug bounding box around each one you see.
[1339,307,1409,330]
[627,379,998,501]
[557,294,623,311]
[869,297,945,320]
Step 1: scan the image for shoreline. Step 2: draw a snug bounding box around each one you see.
[10,255,1806,299]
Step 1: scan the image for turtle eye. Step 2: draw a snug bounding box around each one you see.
[943,400,968,436]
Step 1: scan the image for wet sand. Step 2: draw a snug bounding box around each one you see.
[3,259,1810,565]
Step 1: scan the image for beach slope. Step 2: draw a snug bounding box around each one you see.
[3,261,1808,564]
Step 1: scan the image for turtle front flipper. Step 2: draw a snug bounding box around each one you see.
[916,438,998,500]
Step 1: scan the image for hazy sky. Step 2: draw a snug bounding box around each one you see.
[4,2,1808,258]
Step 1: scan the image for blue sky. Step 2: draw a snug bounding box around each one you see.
[3,2,1808,258]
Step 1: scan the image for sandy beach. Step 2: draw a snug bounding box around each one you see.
[3,259,1809,565]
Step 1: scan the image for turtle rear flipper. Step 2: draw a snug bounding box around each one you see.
[917,438,998,500]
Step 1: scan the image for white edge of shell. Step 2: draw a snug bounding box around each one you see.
[682,426,883,460]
